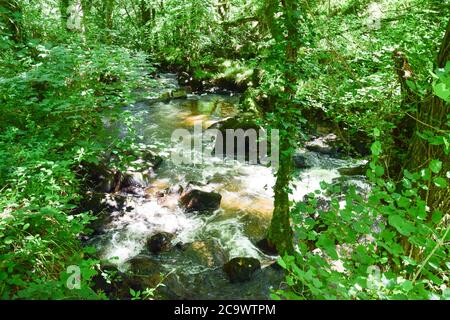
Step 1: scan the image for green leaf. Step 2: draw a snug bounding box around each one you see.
[433,177,448,188]
[429,159,442,174]
[432,211,443,224]
[388,215,416,236]
[397,197,410,209]
[374,165,384,177]
[433,82,450,101]
[317,234,338,260]
[420,168,431,181]
[373,128,381,137]
[277,258,287,269]
[401,280,414,292]
[370,141,382,156]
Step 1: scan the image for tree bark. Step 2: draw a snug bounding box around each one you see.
[268,139,295,255]
[406,18,450,214]
[140,0,152,26]
[267,0,302,256]
[393,18,450,214]
[103,0,114,29]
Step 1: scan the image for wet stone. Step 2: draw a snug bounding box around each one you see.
[126,254,165,275]
[293,153,311,169]
[223,257,261,283]
[146,232,174,254]
[180,189,222,213]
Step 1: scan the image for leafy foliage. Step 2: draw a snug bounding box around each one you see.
[0,31,154,298]
[0,0,448,300]
[274,133,449,300]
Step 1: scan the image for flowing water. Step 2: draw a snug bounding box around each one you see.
[88,74,369,299]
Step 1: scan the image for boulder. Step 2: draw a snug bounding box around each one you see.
[81,148,162,195]
[269,261,284,271]
[121,186,146,196]
[293,153,311,169]
[305,134,338,155]
[126,254,165,275]
[146,232,174,254]
[181,239,227,267]
[123,255,167,298]
[76,193,131,236]
[209,116,260,133]
[223,257,261,283]
[91,264,138,299]
[158,91,171,101]
[208,116,263,162]
[180,189,222,213]
[338,163,368,176]
[140,150,163,169]
[76,192,128,215]
[80,149,162,194]
[81,162,117,193]
[121,171,152,189]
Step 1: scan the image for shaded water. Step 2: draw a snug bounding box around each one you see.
[89,74,369,299]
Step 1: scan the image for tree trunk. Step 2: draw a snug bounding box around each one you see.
[66,0,85,32]
[268,139,295,255]
[103,0,114,29]
[140,0,152,26]
[405,18,450,214]
[267,0,302,256]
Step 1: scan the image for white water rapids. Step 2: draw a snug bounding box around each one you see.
[88,74,370,299]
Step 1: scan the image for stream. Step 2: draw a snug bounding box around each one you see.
[87,73,370,300]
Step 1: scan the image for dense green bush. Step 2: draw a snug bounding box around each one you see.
[274,127,449,299]
[0,38,154,299]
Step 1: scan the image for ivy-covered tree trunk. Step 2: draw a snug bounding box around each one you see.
[267,0,302,256]
[103,0,114,30]
[1,0,23,41]
[405,18,450,214]
[268,138,295,255]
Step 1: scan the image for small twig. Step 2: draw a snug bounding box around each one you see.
[412,224,450,284]
[405,112,447,133]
